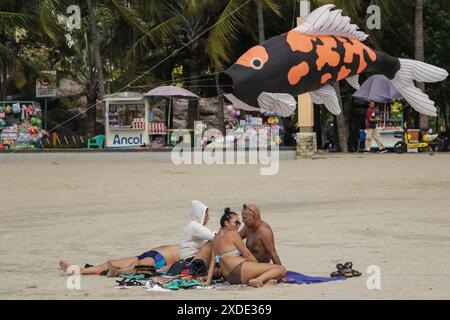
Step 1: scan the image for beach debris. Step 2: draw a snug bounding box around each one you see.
[145,281,171,292]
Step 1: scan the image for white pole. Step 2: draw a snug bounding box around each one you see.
[300,0,310,18]
[167,97,172,145]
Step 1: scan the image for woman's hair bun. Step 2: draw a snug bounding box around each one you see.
[224,207,231,214]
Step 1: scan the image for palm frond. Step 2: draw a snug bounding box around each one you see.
[0,42,41,75]
[186,0,206,18]
[0,42,17,63]
[110,0,151,35]
[205,0,250,69]
[126,16,183,62]
[137,0,168,23]
[39,0,69,43]
[259,0,281,16]
[0,11,31,28]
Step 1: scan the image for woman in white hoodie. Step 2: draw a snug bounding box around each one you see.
[179,200,215,261]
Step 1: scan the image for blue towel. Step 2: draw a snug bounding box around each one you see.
[280,271,346,284]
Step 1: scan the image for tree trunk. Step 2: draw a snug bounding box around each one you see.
[333,82,348,152]
[86,0,105,98]
[1,26,6,99]
[320,109,328,149]
[187,44,199,130]
[415,0,428,129]
[255,0,265,43]
[0,61,6,99]
[215,67,225,135]
[87,94,97,137]
[86,0,106,135]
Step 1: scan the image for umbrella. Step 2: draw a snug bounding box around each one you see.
[353,75,403,103]
[145,86,201,99]
[145,86,200,144]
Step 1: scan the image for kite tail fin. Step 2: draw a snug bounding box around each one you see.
[391,58,448,117]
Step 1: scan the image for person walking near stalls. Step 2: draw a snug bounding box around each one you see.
[365,102,388,153]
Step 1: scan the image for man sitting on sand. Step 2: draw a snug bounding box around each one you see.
[205,208,286,287]
[59,245,179,277]
[239,204,282,265]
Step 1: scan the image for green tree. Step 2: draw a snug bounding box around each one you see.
[0,0,68,99]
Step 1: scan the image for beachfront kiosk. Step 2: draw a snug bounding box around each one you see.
[104,92,150,148]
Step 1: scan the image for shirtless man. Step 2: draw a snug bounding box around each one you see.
[239,204,282,265]
[59,244,179,277]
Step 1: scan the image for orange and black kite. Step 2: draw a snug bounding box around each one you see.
[219,4,448,117]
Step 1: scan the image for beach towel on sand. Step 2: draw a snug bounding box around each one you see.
[280,271,346,284]
[163,278,203,290]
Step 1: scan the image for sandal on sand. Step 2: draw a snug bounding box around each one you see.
[115,278,143,287]
[330,262,361,278]
[343,262,361,277]
[330,263,345,277]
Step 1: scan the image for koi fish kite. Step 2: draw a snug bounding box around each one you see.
[219,4,448,117]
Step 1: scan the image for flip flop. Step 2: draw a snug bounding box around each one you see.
[330,262,361,278]
[342,262,361,277]
[330,263,345,277]
[344,262,361,277]
[115,278,143,287]
[341,262,354,277]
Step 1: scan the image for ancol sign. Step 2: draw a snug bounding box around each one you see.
[110,133,143,147]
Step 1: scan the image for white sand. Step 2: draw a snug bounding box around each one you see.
[0,153,449,299]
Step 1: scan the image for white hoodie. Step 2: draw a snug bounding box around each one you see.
[179,200,215,260]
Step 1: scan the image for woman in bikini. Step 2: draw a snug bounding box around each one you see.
[59,244,179,277]
[205,208,286,287]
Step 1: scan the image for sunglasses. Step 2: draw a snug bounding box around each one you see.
[229,219,241,226]
[243,204,257,215]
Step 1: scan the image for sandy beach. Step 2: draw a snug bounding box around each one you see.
[0,153,449,299]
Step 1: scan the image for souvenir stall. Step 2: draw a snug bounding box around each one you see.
[0,101,44,150]
[227,105,283,148]
[104,92,150,149]
[104,90,194,149]
[145,86,200,147]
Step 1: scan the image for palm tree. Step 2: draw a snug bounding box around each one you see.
[415,0,428,130]
[65,33,100,135]
[253,0,280,43]
[86,0,106,100]
[113,0,280,130]
[0,0,67,98]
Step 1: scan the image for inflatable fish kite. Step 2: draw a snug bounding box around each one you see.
[219,4,448,117]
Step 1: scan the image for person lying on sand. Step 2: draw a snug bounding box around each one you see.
[60,200,213,278]
[205,208,286,287]
[239,204,282,265]
[59,245,179,277]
